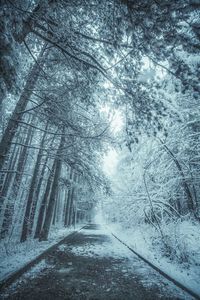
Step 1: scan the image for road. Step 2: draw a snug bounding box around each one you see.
[1,224,191,299]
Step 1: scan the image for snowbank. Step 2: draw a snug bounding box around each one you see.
[106,220,200,297]
[0,224,85,282]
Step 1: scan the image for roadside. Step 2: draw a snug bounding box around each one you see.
[0,224,85,283]
[106,221,200,298]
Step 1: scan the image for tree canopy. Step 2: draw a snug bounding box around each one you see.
[0,0,199,245]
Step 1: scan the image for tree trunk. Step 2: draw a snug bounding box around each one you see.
[0,146,20,239]
[52,188,59,226]
[64,189,71,226]
[68,187,75,226]
[64,168,74,226]
[34,161,55,239]
[20,123,48,242]
[31,155,50,234]
[0,141,19,212]
[12,119,35,198]
[39,133,65,241]
[32,133,57,234]
[34,156,49,201]
[0,124,34,239]
[0,46,47,171]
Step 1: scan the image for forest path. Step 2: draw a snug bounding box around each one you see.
[1,224,191,300]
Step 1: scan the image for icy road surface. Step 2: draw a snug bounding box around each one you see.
[1,224,193,299]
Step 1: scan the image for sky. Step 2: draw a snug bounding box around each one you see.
[103,147,119,176]
[100,103,124,176]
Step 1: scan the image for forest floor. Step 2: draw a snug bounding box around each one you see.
[0,224,193,300]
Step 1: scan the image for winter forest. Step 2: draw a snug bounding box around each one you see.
[0,0,200,299]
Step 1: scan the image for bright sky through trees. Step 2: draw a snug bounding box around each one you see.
[100,103,123,175]
[103,148,119,176]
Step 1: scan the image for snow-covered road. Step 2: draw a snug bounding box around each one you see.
[1,224,194,299]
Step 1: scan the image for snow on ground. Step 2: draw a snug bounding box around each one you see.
[60,225,192,299]
[65,228,131,259]
[0,224,84,282]
[1,259,54,299]
[105,221,200,298]
[22,259,52,279]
